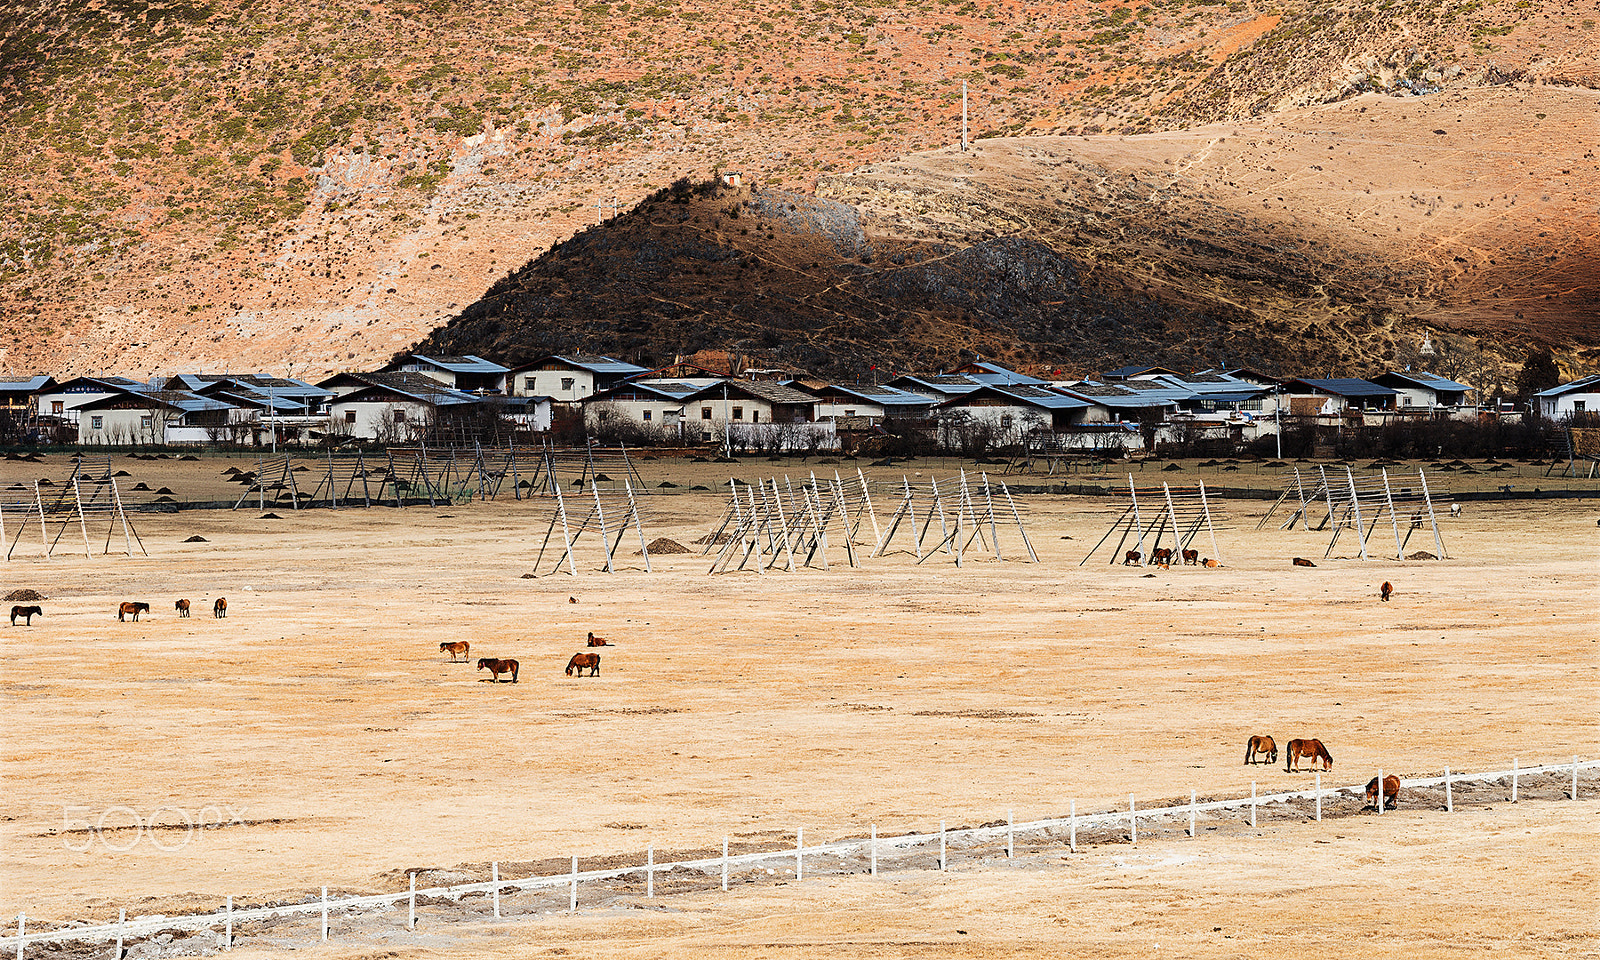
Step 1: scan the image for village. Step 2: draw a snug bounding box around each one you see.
[5,354,1597,455]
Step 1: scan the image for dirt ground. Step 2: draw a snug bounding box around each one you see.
[1,456,1596,956]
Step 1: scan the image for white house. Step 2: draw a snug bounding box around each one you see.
[35,376,153,425]
[933,384,1091,442]
[507,355,650,404]
[1533,375,1600,419]
[319,372,483,442]
[70,390,243,445]
[803,383,937,420]
[582,380,702,437]
[378,355,509,394]
[1372,371,1473,415]
[1282,378,1397,420]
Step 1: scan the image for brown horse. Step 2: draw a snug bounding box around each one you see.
[1365,774,1400,809]
[175,599,191,618]
[1181,548,1200,565]
[10,605,42,626]
[1292,557,1317,567]
[213,597,227,618]
[118,601,150,622]
[586,631,608,647]
[440,640,470,662]
[477,657,519,682]
[1123,550,1141,566]
[566,652,601,677]
[1203,558,1218,568]
[1244,735,1278,765]
[1151,547,1174,565]
[1380,581,1393,601]
[1285,738,1333,772]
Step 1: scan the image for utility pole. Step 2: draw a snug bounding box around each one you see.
[722,380,731,458]
[961,80,968,151]
[1275,384,1282,460]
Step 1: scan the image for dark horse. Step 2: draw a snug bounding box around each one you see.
[1285,738,1333,772]
[477,657,519,683]
[566,652,601,676]
[440,641,470,662]
[1123,550,1141,566]
[586,631,609,647]
[1365,774,1400,810]
[10,605,42,626]
[118,601,151,622]
[213,597,228,618]
[175,599,191,618]
[1244,735,1278,765]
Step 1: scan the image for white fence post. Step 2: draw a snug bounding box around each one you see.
[796,828,803,881]
[1574,757,1581,801]
[16,913,23,960]
[1189,790,1196,837]
[646,845,654,898]
[722,837,729,891]
[939,820,946,870]
[492,862,500,919]
[1250,781,1257,828]
[1129,795,1137,844]
[1512,757,1519,802]
[320,887,328,942]
[870,824,878,876]
[1069,801,1076,852]
[408,873,415,930]
[570,857,578,913]
[1007,809,1014,858]
[117,908,125,958]
[1377,769,1384,814]
[1314,771,1322,821]
[224,895,232,949]
[1445,767,1453,812]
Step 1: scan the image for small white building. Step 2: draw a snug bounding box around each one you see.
[379,355,509,394]
[1372,371,1473,415]
[507,355,650,405]
[35,376,154,424]
[1533,375,1600,419]
[319,372,484,442]
[804,383,937,420]
[70,390,243,445]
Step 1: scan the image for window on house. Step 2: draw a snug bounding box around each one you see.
[701,407,712,420]
[344,410,356,424]
[1402,397,1413,407]
[701,430,713,442]
[141,416,153,430]
[751,410,759,423]
[52,401,63,414]
[1000,415,1013,428]
[525,377,536,393]
[91,416,103,429]
[732,406,744,421]
[393,409,407,423]
[561,378,575,391]
[1576,400,1587,413]
[844,409,856,417]
[642,410,653,421]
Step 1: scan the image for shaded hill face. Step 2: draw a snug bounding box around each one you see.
[420,86,1600,385]
[2,0,1596,377]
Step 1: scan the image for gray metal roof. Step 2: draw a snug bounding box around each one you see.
[1376,371,1472,392]
[815,383,937,406]
[329,372,482,406]
[0,375,54,392]
[408,354,509,374]
[940,384,1090,411]
[70,390,237,413]
[1534,375,1600,398]
[1291,378,1398,398]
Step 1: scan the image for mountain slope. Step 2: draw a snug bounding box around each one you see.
[2,0,1596,377]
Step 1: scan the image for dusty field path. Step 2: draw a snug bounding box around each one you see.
[1,486,1596,949]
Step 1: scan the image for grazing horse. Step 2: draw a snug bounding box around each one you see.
[1244,735,1278,765]
[566,652,601,677]
[213,597,227,618]
[118,601,151,622]
[10,605,42,626]
[1449,503,1462,518]
[175,599,191,618]
[1285,738,1333,772]
[1181,548,1200,565]
[1151,547,1174,565]
[586,631,608,647]
[1292,557,1317,567]
[1203,558,1218,568]
[477,657,519,682]
[440,640,470,662]
[1123,550,1141,566]
[1380,581,1393,601]
[1365,774,1400,809]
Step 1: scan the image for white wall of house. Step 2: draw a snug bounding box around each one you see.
[516,368,596,403]
[584,399,686,435]
[1540,390,1600,419]
[687,395,776,443]
[327,399,436,441]
[814,398,886,419]
[75,408,169,444]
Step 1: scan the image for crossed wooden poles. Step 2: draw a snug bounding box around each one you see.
[1260,465,1447,560]
[704,469,1037,574]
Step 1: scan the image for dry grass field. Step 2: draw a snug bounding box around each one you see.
[1,456,1596,957]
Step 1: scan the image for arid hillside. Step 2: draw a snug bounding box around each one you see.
[1,0,1596,378]
[419,85,1599,383]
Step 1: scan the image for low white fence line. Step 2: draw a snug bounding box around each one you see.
[5,758,1591,952]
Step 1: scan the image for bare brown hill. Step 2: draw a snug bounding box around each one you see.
[2,0,1597,377]
[419,85,1599,384]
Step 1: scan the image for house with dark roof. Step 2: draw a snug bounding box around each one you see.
[70,390,242,445]
[0,375,56,417]
[884,373,987,401]
[1533,375,1600,420]
[1283,378,1397,419]
[946,360,1049,387]
[34,376,154,423]
[934,383,1092,438]
[802,383,938,420]
[581,380,705,436]
[506,355,649,404]
[1054,381,1185,422]
[1371,371,1473,413]
[380,355,509,394]
[319,371,484,442]
[1103,363,1185,380]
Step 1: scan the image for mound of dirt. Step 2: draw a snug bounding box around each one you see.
[1406,551,1438,560]
[183,535,208,543]
[643,538,690,555]
[260,513,282,519]
[3,589,46,602]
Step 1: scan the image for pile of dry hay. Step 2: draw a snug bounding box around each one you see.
[4,589,46,602]
[641,538,690,555]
